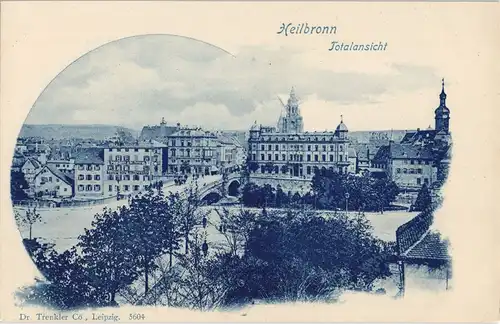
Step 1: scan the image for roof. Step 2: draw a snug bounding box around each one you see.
[73,148,104,165]
[335,121,348,132]
[400,129,437,145]
[396,209,450,262]
[403,231,450,261]
[373,143,435,162]
[23,158,42,169]
[37,164,74,186]
[170,128,215,138]
[139,124,177,141]
[352,143,381,162]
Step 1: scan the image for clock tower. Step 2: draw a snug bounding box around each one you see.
[435,79,450,133]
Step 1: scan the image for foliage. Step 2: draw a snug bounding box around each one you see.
[411,183,432,212]
[10,170,29,200]
[15,207,41,240]
[312,169,399,212]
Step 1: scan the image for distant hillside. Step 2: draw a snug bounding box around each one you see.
[19,124,139,141]
[349,130,411,144]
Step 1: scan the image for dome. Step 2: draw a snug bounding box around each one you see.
[250,121,260,131]
[336,116,348,132]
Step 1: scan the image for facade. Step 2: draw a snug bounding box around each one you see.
[373,80,452,190]
[166,125,219,175]
[372,143,437,190]
[248,88,351,178]
[73,148,105,199]
[46,159,75,172]
[33,165,74,198]
[21,158,43,195]
[103,141,165,197]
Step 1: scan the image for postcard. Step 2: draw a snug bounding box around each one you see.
[1,1,498,323]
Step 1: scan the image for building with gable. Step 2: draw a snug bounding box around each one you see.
[33,164,74,198]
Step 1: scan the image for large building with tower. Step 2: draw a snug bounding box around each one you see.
[247,88,351,178]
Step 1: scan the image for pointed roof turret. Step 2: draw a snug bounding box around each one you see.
[435,78,450,114]
[288,86,298,104]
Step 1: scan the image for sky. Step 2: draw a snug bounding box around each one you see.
[25,34,446,132]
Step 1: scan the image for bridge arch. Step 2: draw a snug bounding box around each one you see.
[227,179,241,197]
[201,191,222,205]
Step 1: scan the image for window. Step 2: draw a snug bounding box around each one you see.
[396,168,401,173]
[144,156,150,162]
[424,178,429,184]
[87,165,92,170]
[315,145,319,151]
[339,155,343,162]
[78,175,84,180]
[78,185,84,191]
[124,175,130,181]
[261,154,265,161]
[282,154,286,161]
[411,160,415,165]
[268,154,271,161]
[307,166,311,174]
[133,175,140,181]
[124,185,130,191]
[143,176,149,181]
[95,165,100,171]
[135,148,139,152]
[86,185,92,191]
[340,145,343,151]
[322,145,326,151]
[307,145,311,151]
[314,155,319,162]
[403,168,408,174]
[64,188,67,192]
[417,169,422,174]
[416,178,421,185]
[108,165,113,170]
[145,149,149,152]
[307,155,311,162]
[268,145,272,151]
[322,155,326,162]
[330,155,334,162]
[275,144,279,150]
[261,145,264,150]
[125,148,129,152]
[109,185,113,192]
[94,185,101,191]
[134,185,140,191]
[78,165,84,170]
[94,175,100,180]
[275,154,278,161]
[86,175,92,180]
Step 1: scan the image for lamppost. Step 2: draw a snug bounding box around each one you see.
[345,192,350,215]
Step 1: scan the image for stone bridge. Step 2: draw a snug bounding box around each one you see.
[196,173,243,204]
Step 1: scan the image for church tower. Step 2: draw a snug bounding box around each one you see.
[277,87,304,133]
[435,78,450,133]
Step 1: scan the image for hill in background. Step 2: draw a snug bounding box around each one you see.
[19,124,139,141]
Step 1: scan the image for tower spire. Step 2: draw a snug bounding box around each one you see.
[440,78,447,106]
[340,114,343,123]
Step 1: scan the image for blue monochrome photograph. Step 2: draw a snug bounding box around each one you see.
[10,34,453,312]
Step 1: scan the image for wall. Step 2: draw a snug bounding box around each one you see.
[390,159,437,190]
[248,174,312,195]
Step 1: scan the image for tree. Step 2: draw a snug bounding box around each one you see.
[214,208,256,257]
[15,207,41,240]
[412,183,432,211]
[178,182,206,254]
[10,170,29,200]
[78,207,140,303]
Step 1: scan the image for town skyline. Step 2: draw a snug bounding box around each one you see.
[23,34,447,132]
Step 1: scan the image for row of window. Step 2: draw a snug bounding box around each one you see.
[170,139,210,147]
[107,165,150,172]
[78,174,100,180]
[107,175,150,181]
[402,159,431,165]
[108,184,146,192]
[253,153,346,163]
[256,144,344,152]
[40,176,60,183]
[78,185,101,192]
[108,155,157,162]
[258,165,348,175]
[107,148,157,153]
[170,149,213,158]
[77,164,101,171]
[396,168,424,174]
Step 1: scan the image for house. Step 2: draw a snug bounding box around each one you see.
[395,209,451,296]
[73,147,105,199]
[33,165,74,198]
[347,147,357,174]
[21,158,43,194]
[372,143,437,191]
